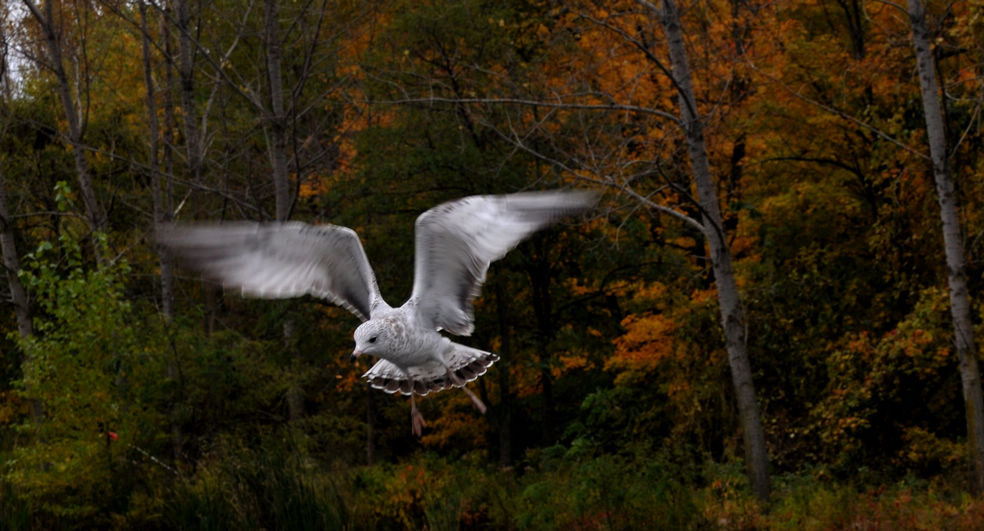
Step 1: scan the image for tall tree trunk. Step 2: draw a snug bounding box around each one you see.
[0,171,31,341]
[265,0,291,221]
[0,19,41,427]
[141,0,184,463]
[284,318,305,420]
[366,383,376,465]
[161,7,177,223]
[648,0,770,502]
[264,0,305,421]
[22,0,107,235]
[494,278,514,467]
[174,0,217,335]
[907,0,984,493]
[139,1,174,320]
[0,167,43,425]
[175,0,203,187]
[529,243,555,443]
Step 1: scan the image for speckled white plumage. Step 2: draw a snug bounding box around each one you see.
[159,189,598,434]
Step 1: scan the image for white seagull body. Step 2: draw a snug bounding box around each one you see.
[158,190,598,435]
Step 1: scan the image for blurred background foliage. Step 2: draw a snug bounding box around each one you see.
[1,0,984,527]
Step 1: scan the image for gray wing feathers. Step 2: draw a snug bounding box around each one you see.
[411,190,598,335]
[157,222,383,321]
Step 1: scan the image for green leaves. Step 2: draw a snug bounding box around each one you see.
[6,222,165,526]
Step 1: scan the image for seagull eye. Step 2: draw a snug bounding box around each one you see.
[368,336,377,344]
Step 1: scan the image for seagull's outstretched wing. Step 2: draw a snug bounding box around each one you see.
[410,190,598,335]
[158,222,385,321]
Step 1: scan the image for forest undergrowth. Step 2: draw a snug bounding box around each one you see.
[5,430,984,530]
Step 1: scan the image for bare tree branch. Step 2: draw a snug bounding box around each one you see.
[748,60,930,161]
[373,96,683,123]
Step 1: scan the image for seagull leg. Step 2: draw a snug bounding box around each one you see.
[408,376,426,436]
[410,394,427,436]
[446,370,487,414]
[434,342,487,414]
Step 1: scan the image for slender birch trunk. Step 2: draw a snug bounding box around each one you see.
[0,166,43,425]
[3,7,41,427]
[907,0,984,493]
[366,384,376,465]
[175,0,203,188]
[140,1,185,463]
[22,0,107,235]
[0,171,31,341]
[265,0,292,221]
[263,0,305,421]
[646,0,770,501]
[162,7,177,222]
[494,279,514,467]
[0,167,40,427]
[139,1,174,320]
[173,0,219,335]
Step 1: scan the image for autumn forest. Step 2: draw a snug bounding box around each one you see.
[1,0,984,528]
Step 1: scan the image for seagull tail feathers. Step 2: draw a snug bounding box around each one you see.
[363,343,499,397]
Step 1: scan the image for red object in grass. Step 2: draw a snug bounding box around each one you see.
[108,431,118,441]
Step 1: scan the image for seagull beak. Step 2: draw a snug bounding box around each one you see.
[350,350,362,363]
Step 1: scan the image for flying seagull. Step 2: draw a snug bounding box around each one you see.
[158,190,598,435]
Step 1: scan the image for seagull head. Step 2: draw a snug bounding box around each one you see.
[351,320,388,362]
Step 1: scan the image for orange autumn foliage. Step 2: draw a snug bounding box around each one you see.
[611,312,679,377]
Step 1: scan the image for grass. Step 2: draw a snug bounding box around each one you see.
[6,435,984,530]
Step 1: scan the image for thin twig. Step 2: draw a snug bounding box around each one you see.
[371,96,682,123]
